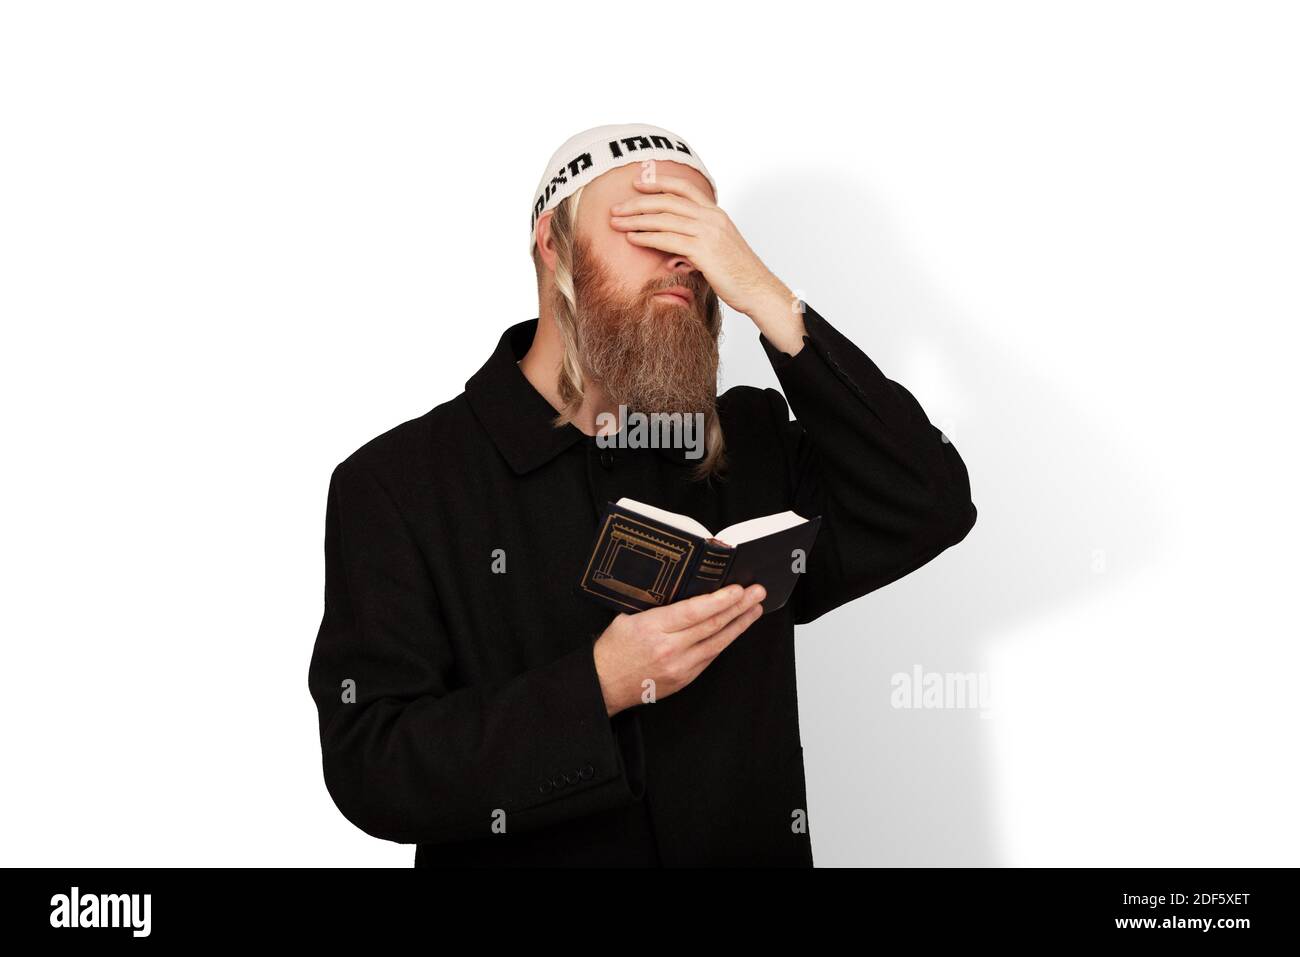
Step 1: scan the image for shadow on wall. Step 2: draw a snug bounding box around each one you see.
[721,169,1165,866]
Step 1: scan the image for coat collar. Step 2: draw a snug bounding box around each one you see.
[464,318,703,475]
[464,318,586,475]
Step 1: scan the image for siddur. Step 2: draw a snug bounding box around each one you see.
[578,498,821,616]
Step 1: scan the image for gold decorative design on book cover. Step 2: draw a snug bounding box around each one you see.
[579,511,698,612]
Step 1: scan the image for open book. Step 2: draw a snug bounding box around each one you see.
[577,498,822,616]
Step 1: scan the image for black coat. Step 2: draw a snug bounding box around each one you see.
[307,301,976,866]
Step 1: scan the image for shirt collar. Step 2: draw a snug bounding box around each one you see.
[465,318,703,475]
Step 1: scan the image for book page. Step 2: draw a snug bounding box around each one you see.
[616,498,714,540]
[716,511,808,546]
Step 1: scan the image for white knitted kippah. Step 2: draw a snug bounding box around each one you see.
[529,123,716,256]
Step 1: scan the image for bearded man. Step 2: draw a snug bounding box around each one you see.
[307,124,977,867]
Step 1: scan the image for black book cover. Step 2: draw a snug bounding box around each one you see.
[577,500,821,616]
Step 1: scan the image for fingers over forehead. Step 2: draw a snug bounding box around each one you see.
[617,191,700,217]
[638,173,715,208]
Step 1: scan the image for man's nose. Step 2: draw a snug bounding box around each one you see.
[668,252,696,272]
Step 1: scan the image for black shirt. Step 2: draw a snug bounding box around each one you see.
[307,300,976,866]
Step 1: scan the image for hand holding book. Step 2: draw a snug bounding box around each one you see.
[592,582,768,716]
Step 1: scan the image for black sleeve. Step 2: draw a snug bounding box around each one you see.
[758,300,977,624]
[306,460,645,846]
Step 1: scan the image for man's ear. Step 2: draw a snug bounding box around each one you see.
[534,211,559,272]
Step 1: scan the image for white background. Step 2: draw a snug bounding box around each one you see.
[2,1,1296,866]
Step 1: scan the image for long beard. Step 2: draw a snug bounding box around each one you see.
[569,236,721,417]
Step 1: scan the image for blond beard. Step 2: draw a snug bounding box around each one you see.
[568,234,721,418]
